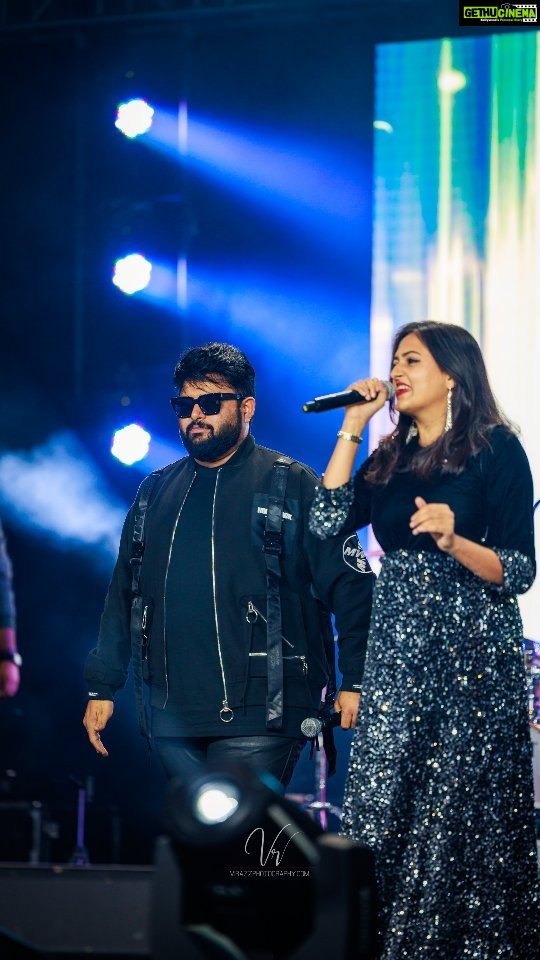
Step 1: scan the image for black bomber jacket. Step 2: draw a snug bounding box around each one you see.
[85,435,374,730]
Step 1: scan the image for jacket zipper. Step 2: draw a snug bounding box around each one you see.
[142,605,149,659]
[162,472,196,707]
[245,601,294,647]
[248,652,308,673]
[212,471,234,722]
[245,601,308,675]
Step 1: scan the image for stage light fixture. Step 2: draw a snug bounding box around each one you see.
[162,762,282,851]
[151,761,379,960]
[115,98,154,138]
[437,68,467,94]
[112,253,152,295]
[193,780,241,825]
[111,424,151,466]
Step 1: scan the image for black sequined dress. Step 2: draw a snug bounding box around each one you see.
[309,427,539,959]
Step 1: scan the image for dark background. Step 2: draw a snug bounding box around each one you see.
[0,1,512,865]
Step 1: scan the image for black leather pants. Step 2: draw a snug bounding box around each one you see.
[153,734,305,787]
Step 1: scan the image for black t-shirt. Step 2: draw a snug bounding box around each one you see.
[151,464,301,737]
[153,465,224,735]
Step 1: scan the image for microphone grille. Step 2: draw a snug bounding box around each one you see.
[300,716,322,738]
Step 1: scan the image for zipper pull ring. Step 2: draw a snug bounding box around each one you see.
[220,701,234,723]
[246,601,258,624]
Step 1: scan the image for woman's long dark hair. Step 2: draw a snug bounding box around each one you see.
[366,320,513,484]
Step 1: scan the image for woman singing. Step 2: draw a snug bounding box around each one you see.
[309,321,539,958]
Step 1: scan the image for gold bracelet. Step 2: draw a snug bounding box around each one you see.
[337,430,362,443]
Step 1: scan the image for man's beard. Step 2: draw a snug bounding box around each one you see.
[180,411,243,462]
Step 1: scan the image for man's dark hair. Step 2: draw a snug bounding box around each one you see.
[173,342,256,396]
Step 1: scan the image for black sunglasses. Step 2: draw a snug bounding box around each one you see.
[170,392,246,418]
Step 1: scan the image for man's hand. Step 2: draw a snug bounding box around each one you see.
[334,689,361,728]
[83,699,114,757]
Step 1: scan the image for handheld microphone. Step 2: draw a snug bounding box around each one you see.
[300,711,343,739]
[302,380,394,413]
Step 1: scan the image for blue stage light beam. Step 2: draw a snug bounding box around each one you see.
[113,259,180,305]
[141,108,370,248]
[186,115,365,220]
[115,435,183,476]
[184,263,370,382]
[110,257,370,385]
[141,438,182,473]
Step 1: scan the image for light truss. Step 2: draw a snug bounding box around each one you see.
[0,0,418,34]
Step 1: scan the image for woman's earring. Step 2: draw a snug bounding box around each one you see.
[445,387,453,433]
[405,421,418,444]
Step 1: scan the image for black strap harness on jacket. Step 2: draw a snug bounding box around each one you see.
[128,455,334,741]
[262,456,293,730]
[129,469,163,742]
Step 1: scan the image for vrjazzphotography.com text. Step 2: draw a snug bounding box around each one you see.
[230,869,311,877]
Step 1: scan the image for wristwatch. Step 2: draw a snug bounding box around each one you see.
[0,650,22,667]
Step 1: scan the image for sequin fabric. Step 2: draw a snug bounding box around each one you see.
[309,478,354,539]
[310,482,539,958]
[343,550,539,958]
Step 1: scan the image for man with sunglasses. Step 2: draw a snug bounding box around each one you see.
[83,342,373,788]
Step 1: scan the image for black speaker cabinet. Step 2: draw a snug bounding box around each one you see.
[0,802,45,864]
[0,863,153,957]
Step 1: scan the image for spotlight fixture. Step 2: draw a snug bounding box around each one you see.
[115,98,155,139]
[111,424,151,466]
[192,779,241,825]
[151,761,379,960]
[112,253,152,295]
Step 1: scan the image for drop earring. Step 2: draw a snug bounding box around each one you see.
[445,387,453,433]
[405,421,418,444]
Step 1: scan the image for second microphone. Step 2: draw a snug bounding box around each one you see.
[300,711,343,739]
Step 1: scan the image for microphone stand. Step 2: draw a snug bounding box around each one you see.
[68,775,93,866]
[302,732,342,830]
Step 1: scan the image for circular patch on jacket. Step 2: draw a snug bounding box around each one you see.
[343,534,370,573]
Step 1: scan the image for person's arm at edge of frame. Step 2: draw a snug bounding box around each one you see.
[0,624,20,699]
[0,521,19,698]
